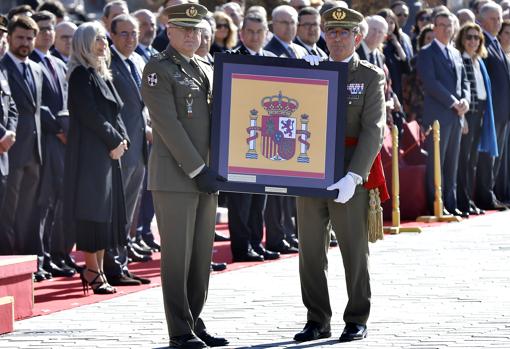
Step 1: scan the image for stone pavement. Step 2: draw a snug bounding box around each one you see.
[1,211,510,348]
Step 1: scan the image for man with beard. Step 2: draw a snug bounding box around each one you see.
[0,17,45,271]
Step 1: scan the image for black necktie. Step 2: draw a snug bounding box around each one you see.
[125,58,141,87]
[190,58,209,92]
[444,47,454,71]
[310,48,319,56]
[287,45,296,58]
[21,62,36,99]
[368,51,376,65]
[44,56,59,91]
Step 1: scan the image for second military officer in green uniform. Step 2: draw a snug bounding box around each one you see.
[293,7,386,343]
[140,4,228,349]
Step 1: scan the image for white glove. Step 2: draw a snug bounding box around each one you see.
[326,172,362,203]
[303,54,321,66]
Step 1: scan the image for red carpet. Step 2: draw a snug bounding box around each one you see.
[32,212,497,317]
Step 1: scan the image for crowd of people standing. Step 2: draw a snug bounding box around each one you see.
[0,0,509,347]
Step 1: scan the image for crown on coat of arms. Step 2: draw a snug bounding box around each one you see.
[261,91,299,116]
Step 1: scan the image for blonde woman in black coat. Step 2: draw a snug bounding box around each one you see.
[63,21,129,295]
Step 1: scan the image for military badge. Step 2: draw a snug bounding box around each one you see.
[245,91,311,163]
[147,73,158,86]
[347,83,364,99]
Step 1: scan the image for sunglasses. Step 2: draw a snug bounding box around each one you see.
[465,34,480,41]
[418,16,431,21]
[216,23,229,29]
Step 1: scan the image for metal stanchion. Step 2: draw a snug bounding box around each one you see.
[384,125,422,234]
[416,120,462,223]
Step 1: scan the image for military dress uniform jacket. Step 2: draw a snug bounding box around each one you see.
[343,53,386,181]
[141,45,213,193]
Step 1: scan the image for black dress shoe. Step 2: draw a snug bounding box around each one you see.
[268,241,299,254]
[44,261,76,277]
[170,334,206,349]
[253,246,280,260]
[134,238,154,253]
[232,249,264,262]
[294,320,331,342]
[339,323,367,342]
[214,231,230,242]
[329,238,338,247]
[196,330,229,347]
[142,236,161,252]
[131,241,153,256]
[34,271,47,282]
[125,271,151,284]
[451,208,469,218]
[287,237,299,248]
[64,255,85,273]
[210,262,227,271]
[107,274,141,286]
[127,246,152,262]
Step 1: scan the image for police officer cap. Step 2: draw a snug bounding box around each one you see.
[322,7,364,30]
[164,3,208,28]
[0,15,8,33]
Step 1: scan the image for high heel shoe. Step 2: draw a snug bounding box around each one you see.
[80,269,117,295]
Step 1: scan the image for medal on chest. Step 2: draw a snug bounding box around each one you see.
[186,93,193,118]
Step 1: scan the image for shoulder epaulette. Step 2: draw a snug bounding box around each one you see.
[154,51,169,61]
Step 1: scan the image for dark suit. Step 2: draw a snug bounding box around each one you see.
[476,33,510,208]
[0,53,43,255]
[104,49,148,277]
[264,36,309,59]
[294,37,328,59]
[29,50,70,266]
[263,37,305,251]
[135,44,157,243]
[356,45,385,70]
[0,69,18,253]
[50,47,68,64]
[417,40,470,212]
[135,45,157,64]
[226,44,273,258]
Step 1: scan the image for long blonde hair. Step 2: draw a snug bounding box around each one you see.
[67,21,112,80]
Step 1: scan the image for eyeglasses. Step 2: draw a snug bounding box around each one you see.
[216,23,229,29]
[465,34,481,41]
[118,31,138,39]
[168,25,201,34]
[39,26,54,33]
[325,28,353,39]
[298,23,319,29]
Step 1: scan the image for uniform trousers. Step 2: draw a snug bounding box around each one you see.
[297,186,371,326]
[152,191,216,337]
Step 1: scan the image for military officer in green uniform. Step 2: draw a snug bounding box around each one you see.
[140,4,228,349]
[293,7,386,343]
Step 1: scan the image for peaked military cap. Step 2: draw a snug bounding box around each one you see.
[164,3,208,28]
[0,15,8,32]
[322,7,364,30]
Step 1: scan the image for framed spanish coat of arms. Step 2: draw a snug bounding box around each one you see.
[210,54,348,198]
